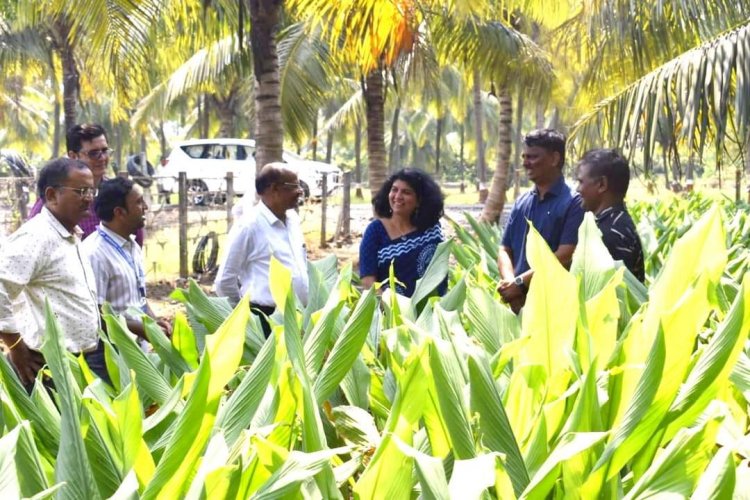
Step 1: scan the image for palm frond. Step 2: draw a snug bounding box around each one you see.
[130,35,245,129]
[569,21,750,170]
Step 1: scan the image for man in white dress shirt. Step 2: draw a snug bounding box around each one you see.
[0,158,105,386]
[215,163,308,336]
[81,177,171,342]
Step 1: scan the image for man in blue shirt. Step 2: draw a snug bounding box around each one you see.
[497,129,584,313]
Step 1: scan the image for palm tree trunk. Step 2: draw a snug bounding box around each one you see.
[312,111,318,161]
[354,117,363,198]
[435,116,443,177]
[325,130,334,164]
[388,98,401,173]
[211,89,239,138]
[459,122,465,193]
[52,19,78,133]
[481,88,512,223]
[513,92,524,198]
[248,0,283,172]
[364,68,387,197]
[473,70,486,185]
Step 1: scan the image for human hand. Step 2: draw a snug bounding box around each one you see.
[497,280,524,302]
[8,340,45,386]
[157,319,172,338]
[508,296,525,315]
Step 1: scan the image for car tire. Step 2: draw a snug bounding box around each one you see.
[188,180,209,206]
[299,180,310,204]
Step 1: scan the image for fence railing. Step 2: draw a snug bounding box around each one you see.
[0,171,355,282]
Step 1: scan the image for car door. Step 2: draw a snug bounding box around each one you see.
[223,144,256,200]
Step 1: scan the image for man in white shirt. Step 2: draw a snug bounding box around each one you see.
[215,163,308,336]
[81,177,171,342]
[0,157,104,386]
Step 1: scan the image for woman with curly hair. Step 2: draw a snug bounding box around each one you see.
[359,168,446,297]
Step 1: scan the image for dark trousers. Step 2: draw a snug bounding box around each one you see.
[250,303,275,338]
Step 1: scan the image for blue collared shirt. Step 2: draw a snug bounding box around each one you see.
[501,175,584,275]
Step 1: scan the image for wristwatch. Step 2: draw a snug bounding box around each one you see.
[513,275,526,292]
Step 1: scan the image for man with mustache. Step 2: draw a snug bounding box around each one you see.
[0,158,105,386]
[81,177,171,342]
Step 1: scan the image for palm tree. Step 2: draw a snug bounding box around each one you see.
[567,0,750,184]
[289,0,553,200]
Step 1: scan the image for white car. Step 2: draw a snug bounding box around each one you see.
[155,138,342,205]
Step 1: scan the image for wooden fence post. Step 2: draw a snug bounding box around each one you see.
[226,171,234,227]
[15,180,28,224]
[178,172,188,279]
[320,174,328,249]
[341,171,351,240]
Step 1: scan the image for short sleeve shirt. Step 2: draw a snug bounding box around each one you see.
[501,175,584,275]
[359,220,445,297]
[595,204,645,282]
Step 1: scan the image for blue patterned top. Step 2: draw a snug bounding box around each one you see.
[359,220,445,297]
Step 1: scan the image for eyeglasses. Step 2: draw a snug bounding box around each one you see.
[281,182,302,190]
[55,186,99,198]
[79,148,114,160]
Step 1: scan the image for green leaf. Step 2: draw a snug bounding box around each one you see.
[39,300,101,500]
[570,210,617,302]
[216,333,277,447]
[171,312,199,370]
[463,285,519,352]
[412,240,452,305]
[355,343,430,498]
[253,447,349,499]
[427,339,475,459]
[0,422,49,497]
[330,405,381,448]
[0,351,60,457]
[394,437,450,500]
[691,447,735,499]
[520,432,608,500]
[314,288,377,403]
[143,316,191,376]
[668,276,750,418]
[104,312,173,406]
[623,411,722,499]
[467,353,529,496]
[141,294,250,498]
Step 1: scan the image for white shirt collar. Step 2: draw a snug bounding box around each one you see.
[258,200,285,226]
[41,206,82,239]
[97,223,133,246]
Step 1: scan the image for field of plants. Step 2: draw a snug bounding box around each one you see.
[1,193,750,498]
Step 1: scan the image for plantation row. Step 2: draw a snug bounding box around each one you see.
[1,194,749,498]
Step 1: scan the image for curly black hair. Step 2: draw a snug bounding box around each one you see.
[372,168,444,231]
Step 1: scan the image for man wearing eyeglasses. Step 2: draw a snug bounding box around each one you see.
[28,124,144,246]
[0,158,107,388]
[215,163,308,337]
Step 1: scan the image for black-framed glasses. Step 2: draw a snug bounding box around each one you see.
[79,148,114,160]
[55,186,98,198]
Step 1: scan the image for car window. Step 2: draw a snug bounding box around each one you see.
[181,144,226,159]
[226,145,254,160]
